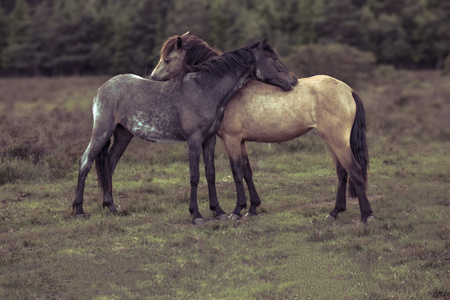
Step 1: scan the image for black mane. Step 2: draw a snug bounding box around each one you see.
[189,41,259,77]
[184,38,219,66]
[160,36,261,86]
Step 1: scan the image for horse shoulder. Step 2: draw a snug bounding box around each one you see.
[217,93,245,139]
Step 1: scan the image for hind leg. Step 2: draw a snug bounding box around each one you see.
[327,149,348,218]
[241,142,261,216]
[73,138,112,216]
[327,143,372,222]
[202,135,227,219]
[222,135,247,218]
[347,161,373,222]
[101,125,133,211]
[73,116,116,216]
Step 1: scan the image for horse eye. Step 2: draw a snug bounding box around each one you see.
[164,59,170,64]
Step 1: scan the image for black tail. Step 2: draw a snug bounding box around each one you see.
[348,92,369,197]
[95,139,111,195]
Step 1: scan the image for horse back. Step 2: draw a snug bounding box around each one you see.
[218,76,355,143]
[95,74,224,142]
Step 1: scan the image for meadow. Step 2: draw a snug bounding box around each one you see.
[0,70,449,299]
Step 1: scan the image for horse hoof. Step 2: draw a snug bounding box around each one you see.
[324,214,337,223]
[215,214,229,221]
[228,213,242,220]
[244,211,259,218]
[75,213,86,219]
[192,218,205,226]
[325,214,336,220]
[362,214,375,224]
[109,204,118,214]
[103,203,118,214]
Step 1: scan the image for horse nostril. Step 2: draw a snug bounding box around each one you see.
[150,75,163,81]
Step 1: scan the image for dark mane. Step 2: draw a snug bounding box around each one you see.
[189,41,259,77]
[160,36,260,85]
[161,35,219,66]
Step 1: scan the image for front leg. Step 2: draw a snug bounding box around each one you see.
[202,135,227,220]
[222,136,247,219]
[241,142,261,216]
[187,138,204,225]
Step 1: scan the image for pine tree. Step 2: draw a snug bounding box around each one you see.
[205,0,233,50]
[415,0,450,68]
[314,0,364,48]
[27,0,54,75]
[0,6,8,73]
[130,0,175,75]
[1,0,32,74]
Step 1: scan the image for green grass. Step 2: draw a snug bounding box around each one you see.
[0,72,449,299]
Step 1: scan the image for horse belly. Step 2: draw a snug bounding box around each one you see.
[227,89,315,143]
[243,115,312,143]
[123,111,184,143]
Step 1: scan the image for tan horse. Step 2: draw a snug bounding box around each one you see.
[151,33,373,222]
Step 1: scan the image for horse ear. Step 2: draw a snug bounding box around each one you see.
[260,38,267,49]
[176,36,182,50]
[181,31,190,37]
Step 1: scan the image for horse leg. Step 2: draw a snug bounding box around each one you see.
[241,142,261,216]
[348,161,373,223]
[328,144,372,222]
[327,149,348,218]
[202,135,227,220]
[73,146,95,216]
[101,125,133,212]
[73,132,114,216]
[347,160,372,222]
[223,136,247,219]
[187,137,204,225]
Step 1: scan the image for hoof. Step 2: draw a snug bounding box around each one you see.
[228,213,242,220]
[103,203,118,214]
[361,214,375,224]
[324,214,336,223]
[192,218,205,226]
[75,213,86,219]
[244,211,259,218]
[215,214,229,221]
[329,208,345,219]
[325,214,336,220]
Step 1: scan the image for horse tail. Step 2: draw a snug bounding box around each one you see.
[95,139,111,195]
[348,92,369,197]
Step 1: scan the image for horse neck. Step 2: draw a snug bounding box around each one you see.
[203,66,254,110]
[194,49,255,108]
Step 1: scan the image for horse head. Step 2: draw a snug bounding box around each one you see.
[150,32,190,81]
[248,39,298,91]
[150,32,219,81]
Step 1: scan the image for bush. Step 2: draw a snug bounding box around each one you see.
[285,43,376,87]
[0,109,91,184]
[443,54,450,76]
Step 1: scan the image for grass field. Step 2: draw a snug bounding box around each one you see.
[0,71,449,299]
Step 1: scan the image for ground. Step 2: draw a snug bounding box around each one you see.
[0,72,449,299]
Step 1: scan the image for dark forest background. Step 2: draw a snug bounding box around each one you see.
[0,0,449,77]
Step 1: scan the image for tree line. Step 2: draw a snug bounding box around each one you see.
[0,0,449,77]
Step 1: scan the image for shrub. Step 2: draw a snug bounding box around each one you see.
[443,53,450,76]
[285,43,376,87]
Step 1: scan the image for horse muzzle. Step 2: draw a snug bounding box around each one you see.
[272,72,298,91]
